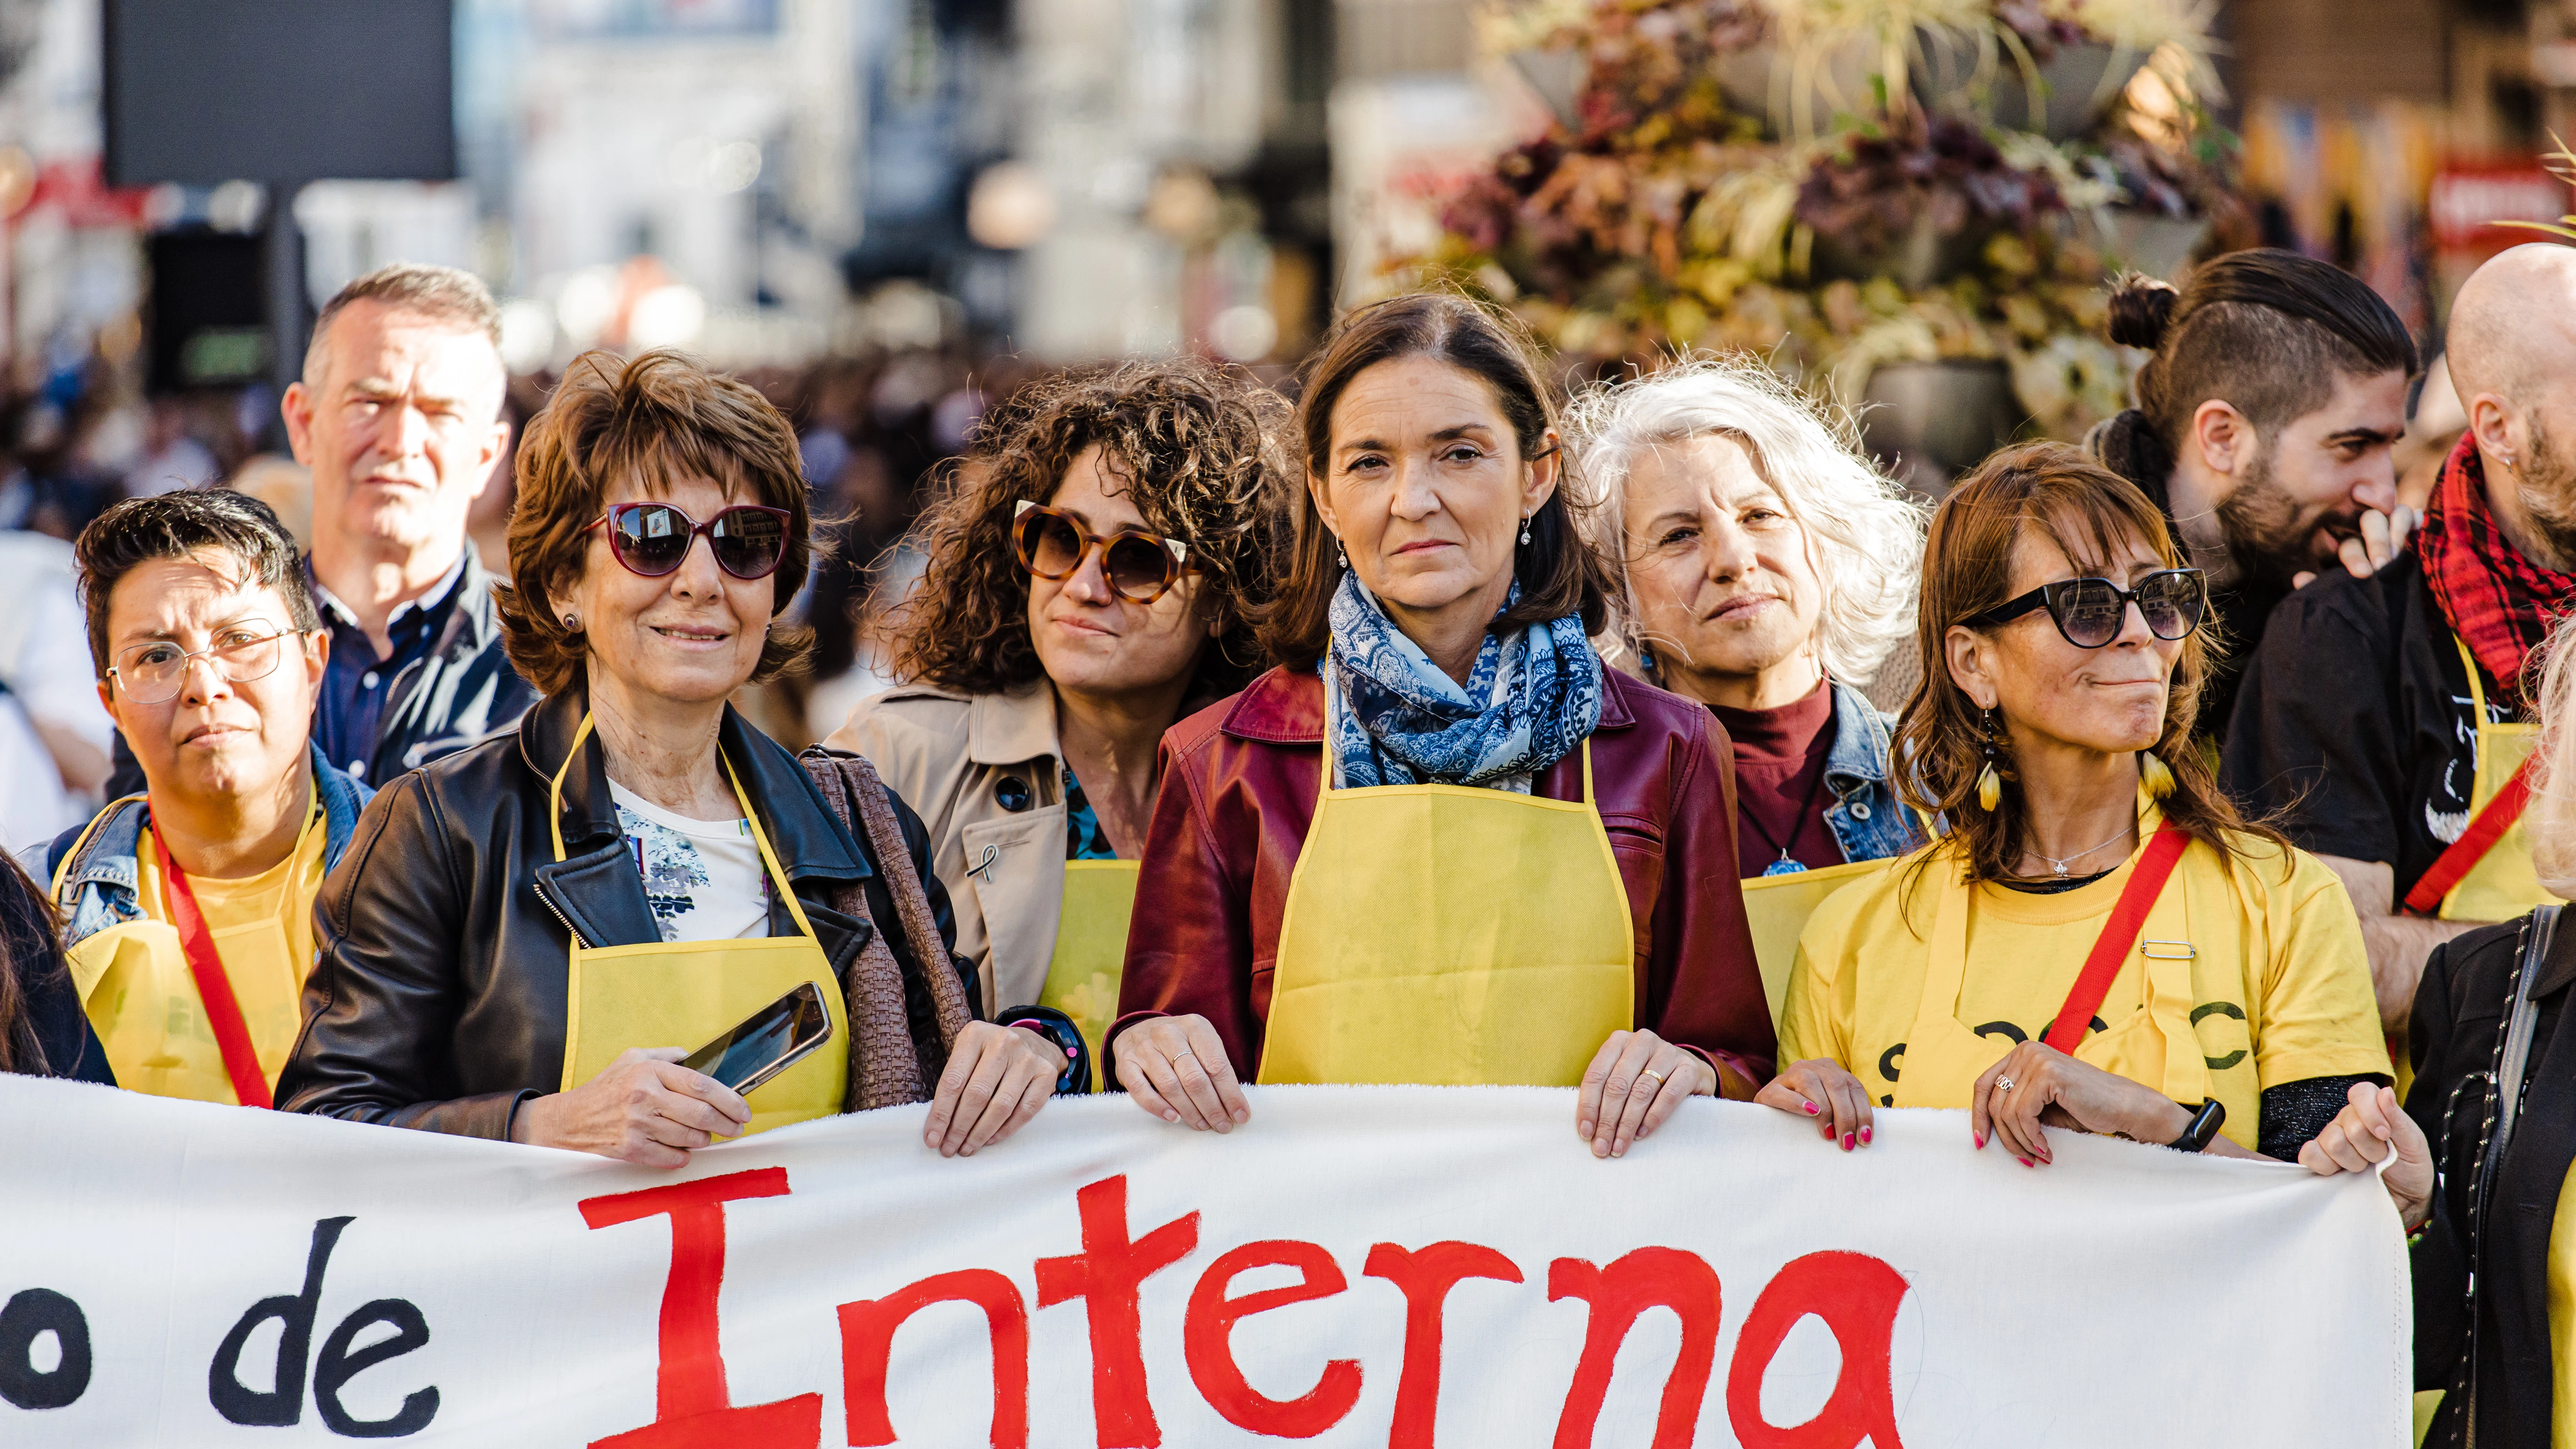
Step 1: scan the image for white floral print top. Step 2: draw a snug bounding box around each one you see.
[608,781,772,943]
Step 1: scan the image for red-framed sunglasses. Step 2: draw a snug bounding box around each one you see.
[586,501,794,580]
[1011,500,1194,603]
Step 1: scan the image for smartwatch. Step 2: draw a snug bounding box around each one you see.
[2164,1099,2225,1153]
[997,1007,1090,1095]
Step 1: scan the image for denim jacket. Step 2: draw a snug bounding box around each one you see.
[1820,681,1924,863]
[46,744,373,949]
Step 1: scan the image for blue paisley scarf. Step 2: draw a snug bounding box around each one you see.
[1326,571,1603,790]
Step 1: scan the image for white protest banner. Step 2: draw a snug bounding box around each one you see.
[0,1076,2406,1447]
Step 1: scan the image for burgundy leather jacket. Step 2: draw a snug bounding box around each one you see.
[1111,663,1774,1090]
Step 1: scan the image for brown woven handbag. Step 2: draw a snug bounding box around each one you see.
[798,746,975,1111]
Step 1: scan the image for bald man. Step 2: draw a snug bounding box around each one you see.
[2223,244,2576,1038]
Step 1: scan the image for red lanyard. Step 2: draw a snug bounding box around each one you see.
[2402,757,2536,915]
[2040,823,2190,1055]
[148,819,274,1109]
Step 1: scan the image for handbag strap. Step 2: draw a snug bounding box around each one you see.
[797,749,973,1106]
[2460,902,2560,1443]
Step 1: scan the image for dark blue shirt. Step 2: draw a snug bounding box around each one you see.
[310,552,466,785]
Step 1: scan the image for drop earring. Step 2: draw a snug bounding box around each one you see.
[1335,539,1348,570]
[1975,706,2003,811]
[1519,515,1532,546]
[2141,749,2176,800]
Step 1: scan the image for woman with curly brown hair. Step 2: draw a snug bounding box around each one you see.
[1762,441,2386,1165]
[1111,292,1771,1159]
[280,350,1070,1165]
[828,358,1288,1088]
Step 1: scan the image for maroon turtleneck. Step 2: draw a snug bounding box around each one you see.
[1707,680,1842,877]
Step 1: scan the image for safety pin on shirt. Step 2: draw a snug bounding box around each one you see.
[2140,939,2197,959]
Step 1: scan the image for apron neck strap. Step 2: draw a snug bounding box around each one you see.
[719,749,820,941]
[2457,632,2491,726]
[553,711,821,942]
[547,712,597,864]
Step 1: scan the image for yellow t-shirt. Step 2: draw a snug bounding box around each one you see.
[121,810,327,1096]
[2550,1162,2576,1447]
[1778,832,2387,1152]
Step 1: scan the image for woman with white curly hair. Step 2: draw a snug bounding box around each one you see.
[1572,359,1929,999]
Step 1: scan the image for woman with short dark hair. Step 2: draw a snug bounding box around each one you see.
[1112,293,1772,1158]
[279,350,1068,1165]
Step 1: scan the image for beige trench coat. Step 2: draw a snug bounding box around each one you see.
[826,680,1068,1016]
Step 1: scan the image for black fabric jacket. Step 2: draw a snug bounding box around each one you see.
[275,685,969,1139]
[2408,911,2576,1449]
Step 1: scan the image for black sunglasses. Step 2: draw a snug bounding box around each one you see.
[1965,568,2208,649]
[586,502,793,580]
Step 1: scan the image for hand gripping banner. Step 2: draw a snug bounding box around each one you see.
[0,1078,2408,1446]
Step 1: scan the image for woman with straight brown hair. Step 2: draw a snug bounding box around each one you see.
[1764,441,2386,1162]
[1111,292,1772,1159]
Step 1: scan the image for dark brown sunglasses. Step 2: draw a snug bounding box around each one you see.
[1012,500,1194,603]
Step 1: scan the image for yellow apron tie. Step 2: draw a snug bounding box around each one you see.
[550,713,850,1136]
[62,790,323,1105]
[1037,858,1140,1088]
[1257,656,1636,1087]
[2431,633,2552,923]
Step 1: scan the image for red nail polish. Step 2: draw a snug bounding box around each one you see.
[1804,1102,1820,1115]
[1860,1126,1872,1145]
[1973,1132,1984,1149]
[1842,1132,1854,1150]
[2018,1157,2033,1168]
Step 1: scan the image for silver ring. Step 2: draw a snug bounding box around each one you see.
[1995,1075,2016,1092]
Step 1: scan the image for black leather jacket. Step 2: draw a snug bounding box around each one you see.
[276,686,969,1139]
[2409,912,2576,1449]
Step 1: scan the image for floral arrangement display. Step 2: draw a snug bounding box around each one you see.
[1383,0,2249,472]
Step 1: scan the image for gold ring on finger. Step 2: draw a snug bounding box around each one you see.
[1995,1075,2015,1092]
[1638,1069,1666,1088]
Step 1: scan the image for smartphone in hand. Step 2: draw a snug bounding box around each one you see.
[680,981,834,1097]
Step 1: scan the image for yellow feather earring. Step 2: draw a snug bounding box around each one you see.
[1975,706,2003,811]
[2141,750,2177,800]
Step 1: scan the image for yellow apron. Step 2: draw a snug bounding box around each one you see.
[1743,857,1890,1026]
[1257,726,1636,1087]
[60,794,321,1105]
[1036,858,1139,1087]
[552,714,849,1137]
[2431,635,2551,922]
[1886,837,2238,1145]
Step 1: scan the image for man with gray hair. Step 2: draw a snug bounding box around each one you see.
[279,263,537,784]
